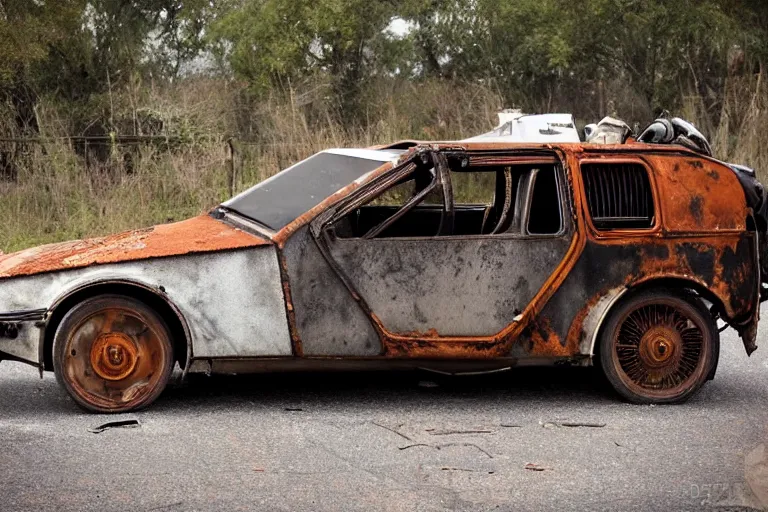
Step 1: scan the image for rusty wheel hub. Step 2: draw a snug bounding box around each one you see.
[90,332,139,381]
[614,303,704,391]
[637,326,682,370]
[62,304,171,411]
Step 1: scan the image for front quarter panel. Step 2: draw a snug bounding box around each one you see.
[0,247,292,366]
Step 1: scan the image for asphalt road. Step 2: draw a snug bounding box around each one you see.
[1,324,767,511]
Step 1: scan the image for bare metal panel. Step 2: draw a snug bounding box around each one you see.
[326,236,572,336]
[0,247,291,364]
[283,227,381,356]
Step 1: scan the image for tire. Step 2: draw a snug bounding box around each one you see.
[53,295,174,413]
[599,289,718,404]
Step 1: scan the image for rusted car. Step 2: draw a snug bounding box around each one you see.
[0,123,765,412]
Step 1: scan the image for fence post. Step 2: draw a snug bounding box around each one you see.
[227,137,237,197]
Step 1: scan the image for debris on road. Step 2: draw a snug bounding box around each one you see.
[399,442,493,458]
[371,421,412,441]
[89,419,141,434]
[399,443,430,451]
[418,381,439,388]
[525,463,552,472]
[427,429,493,436]
[541,421,606,428]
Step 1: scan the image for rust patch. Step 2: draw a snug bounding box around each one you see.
[560,237,755,354]
[276,249,303,356]
[522,316,577,357]
[564,292,604,353]
[649,154,747,233]
[399,328,441,339]
[633,237,747,318]
[689,195,704,225]
[0,215,268,279]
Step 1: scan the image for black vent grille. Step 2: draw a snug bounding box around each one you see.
[581,163,654,229]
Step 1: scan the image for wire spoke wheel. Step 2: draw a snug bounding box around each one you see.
[600,290,715,403]
[54,296,174,413]
[616,304,703,391]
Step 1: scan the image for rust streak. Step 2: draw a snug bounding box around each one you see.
[276,249,303,357]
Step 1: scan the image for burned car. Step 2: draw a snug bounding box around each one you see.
[0,120,765,412]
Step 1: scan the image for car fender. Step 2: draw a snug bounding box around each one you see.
[0,247,293,368]
[44,273,193,371]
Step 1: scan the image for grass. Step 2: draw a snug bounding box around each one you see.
[0,75,766,254]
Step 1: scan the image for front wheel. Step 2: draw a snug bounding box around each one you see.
[599,289,718,404]
[53,295,174,413]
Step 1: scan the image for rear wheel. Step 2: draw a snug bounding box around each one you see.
[599,289,717,404]
[53,295,174,413]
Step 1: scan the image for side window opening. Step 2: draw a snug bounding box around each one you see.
[450,169,496,205]
[447,162,563,237]
[526,166,563,235]
[581,162,654,230]
[449,166,503,236]
[332,164,442,239]
[329,154,566,239]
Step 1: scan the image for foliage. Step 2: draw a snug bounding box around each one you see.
[0,0,767,251]
[2,0,767,129]
[209,0,403,118]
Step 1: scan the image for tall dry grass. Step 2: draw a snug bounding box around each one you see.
[0,78,501,253]
[0,141,232,252]
[683,74,767,174]
[1,75,766,254]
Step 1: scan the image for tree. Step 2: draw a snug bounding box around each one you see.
[0,0,85,131]
[210,0,402,118]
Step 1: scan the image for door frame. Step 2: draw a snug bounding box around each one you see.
[310,147,587,359]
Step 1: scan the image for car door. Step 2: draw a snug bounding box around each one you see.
[310,148,574,351]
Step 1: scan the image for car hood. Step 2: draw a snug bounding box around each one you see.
[0,215,268,279]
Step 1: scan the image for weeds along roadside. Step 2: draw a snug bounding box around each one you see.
[0,75,765,254]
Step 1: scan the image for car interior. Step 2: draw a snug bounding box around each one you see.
[331,158,563,239]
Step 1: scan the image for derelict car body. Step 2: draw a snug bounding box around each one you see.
[0,141,762,411]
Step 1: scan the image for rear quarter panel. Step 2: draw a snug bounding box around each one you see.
[527,151,757,359]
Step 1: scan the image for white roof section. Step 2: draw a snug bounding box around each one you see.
[464,110,580,143]
[324,148,403,162]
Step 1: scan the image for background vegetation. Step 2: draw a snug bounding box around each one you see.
[0,0,766,252]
